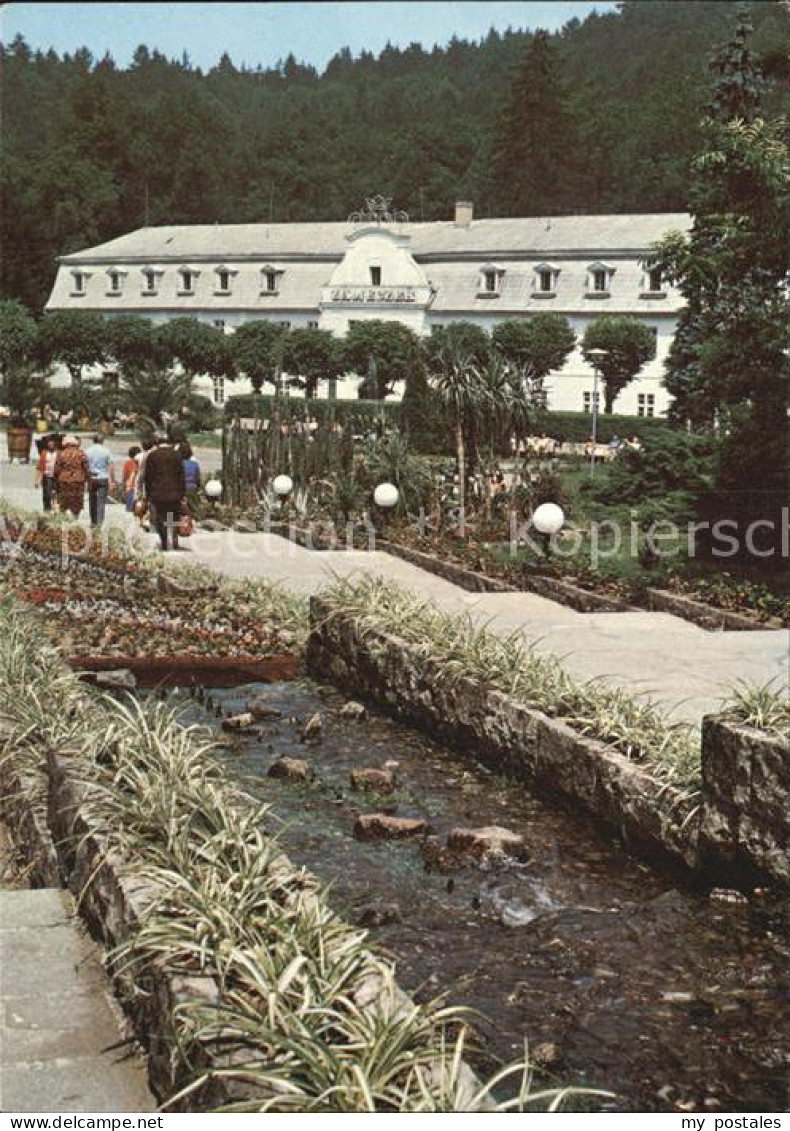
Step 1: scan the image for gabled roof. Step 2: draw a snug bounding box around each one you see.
[59,213,691,264]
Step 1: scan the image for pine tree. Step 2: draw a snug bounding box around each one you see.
[650,5,790,554]
[488,30,577,216]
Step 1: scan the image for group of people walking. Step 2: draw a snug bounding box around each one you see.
[34,433,201,552]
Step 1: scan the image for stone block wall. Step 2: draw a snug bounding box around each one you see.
[307,599,698,873]
[700,718,790,886]
[308,600,790,888]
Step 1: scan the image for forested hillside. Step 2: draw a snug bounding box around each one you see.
[2,0,788,311]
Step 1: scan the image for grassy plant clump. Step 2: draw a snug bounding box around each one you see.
[721,681,790,741]
[0,595,600,1112]
[319,575,702,793]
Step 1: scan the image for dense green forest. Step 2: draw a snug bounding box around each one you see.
[2,1,788,312]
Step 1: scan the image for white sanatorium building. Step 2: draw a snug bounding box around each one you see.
[45,202,690,417]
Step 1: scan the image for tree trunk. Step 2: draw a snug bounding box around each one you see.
[604,382,616,413]
[456,417,466,538]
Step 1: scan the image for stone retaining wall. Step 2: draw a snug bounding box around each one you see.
[308,600,789,888]
[699,718,790,886]
[377,539,518,593]
[518,572,633,613]
[647,588,781,632]
[307,600,698,873]
[0,748,60,889]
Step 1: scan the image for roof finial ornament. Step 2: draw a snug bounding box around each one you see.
[349,195,408,226]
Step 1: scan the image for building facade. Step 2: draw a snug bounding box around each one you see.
[45,201,690,416]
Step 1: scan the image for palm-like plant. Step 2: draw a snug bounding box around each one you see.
[427,350,491,535]
[120,368,193,430]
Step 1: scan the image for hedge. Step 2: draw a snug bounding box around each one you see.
[225,394,402,429]
[225,394,677,450]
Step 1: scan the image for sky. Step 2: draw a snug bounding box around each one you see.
[2,1,618,71]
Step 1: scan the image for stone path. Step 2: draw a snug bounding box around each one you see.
[0,888,154,1112]
[173,528,788,726]
[1,458,787,726]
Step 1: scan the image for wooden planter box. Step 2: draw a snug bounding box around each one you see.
[67,653,299,687]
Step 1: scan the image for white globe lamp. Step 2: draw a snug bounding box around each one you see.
[205,479,222,500]
[532,502,565,536]
[373,482,399,509]
[273,474,294,497]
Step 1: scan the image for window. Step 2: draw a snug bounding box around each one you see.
[327,378,338,400]
[586,262,613,296]
[583,391,601,414]
[260,266,281,294]
[102,371,119,392]
[214,266,236,294]
[179,268,198,295]
[278,320,292,330]
[108,271,121,294]
[531,388,548,409]
[534,263,558,295]
[71,271,87,295]
[142,269,158,295]
[213,319,226,332]
[370,265,382,287]
[637,393,655,418]
[647,267,663,293]
[212,376,226,406]
[477,264,505,296]
[307,320,319,329]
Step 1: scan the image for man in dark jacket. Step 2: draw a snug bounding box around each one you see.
[143,434,186,551]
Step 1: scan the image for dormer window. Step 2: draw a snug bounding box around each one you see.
[260,265,283,295]
[370,265,382,287]
[214,265,236,295]
[71,270,88,296]
[105,268,127,296]
[641,266,665,297]
[534,262,559,296]
[478,264,505,297]
[586,262,614,297]
[178,267,200,295]
[141,267,163,296]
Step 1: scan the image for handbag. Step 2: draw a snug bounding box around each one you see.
[178,512,194,537]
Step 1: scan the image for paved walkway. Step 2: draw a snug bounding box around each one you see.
[0,888,154,1112]
[1,459,787,726]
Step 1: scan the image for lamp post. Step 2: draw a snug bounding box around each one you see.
[373,482,398,535]
[532,501,565,557]
[586,348,608,481]
[205,478,222,512]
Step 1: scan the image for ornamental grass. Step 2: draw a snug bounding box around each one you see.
[0,595,602,1112]
[319,574,703,794]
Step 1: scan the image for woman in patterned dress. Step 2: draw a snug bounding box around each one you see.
[54,435,90,517]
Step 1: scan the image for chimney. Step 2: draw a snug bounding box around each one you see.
[454,201,474,228]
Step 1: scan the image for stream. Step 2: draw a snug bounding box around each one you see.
[175,679,789,1114]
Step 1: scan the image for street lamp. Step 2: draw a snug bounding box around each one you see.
[532,501,565,557]
[586,348,609,481]
[272,474,293,498]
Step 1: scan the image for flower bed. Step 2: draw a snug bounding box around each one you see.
[0,516,307,669]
